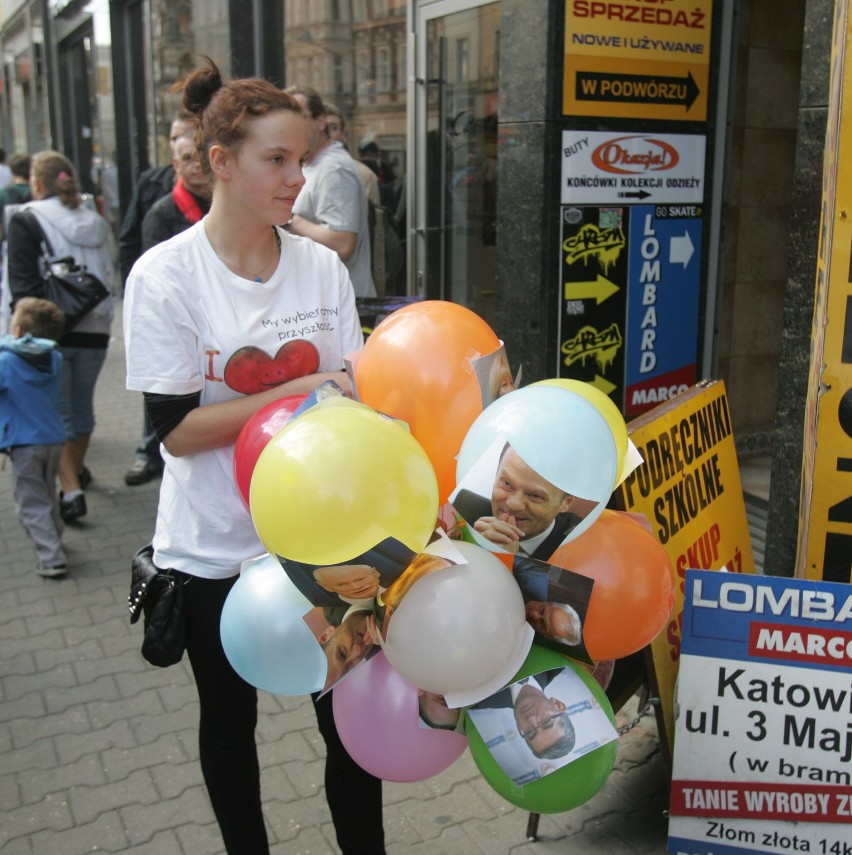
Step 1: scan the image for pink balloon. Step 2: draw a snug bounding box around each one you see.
[332,652,467,782]
[233,394,308,506]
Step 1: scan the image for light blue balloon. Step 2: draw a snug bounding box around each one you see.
[455,385,619,544]
[220,553,326,696]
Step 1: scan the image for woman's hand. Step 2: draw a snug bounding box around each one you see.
[161,371,353,457]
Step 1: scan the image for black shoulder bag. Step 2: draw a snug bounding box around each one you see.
[20,209,110,333]
[128,545,187,667]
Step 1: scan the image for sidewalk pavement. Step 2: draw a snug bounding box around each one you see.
[0,309,670,855]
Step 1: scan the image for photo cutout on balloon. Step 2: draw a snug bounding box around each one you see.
[371,530,465,643]
[471,343,519,407]
[303,604,381,695]
[466,666,618,786]
[279,536,418,610]
[514,557,594,665]
[449,434,602,558]
[301,532,467,696]
[416,690,465,733]
[292,377,349,416]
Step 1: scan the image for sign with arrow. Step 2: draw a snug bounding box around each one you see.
[624,205,703,416]
[557,204,704,417]
[561,130,706,206]
[575,69,701,111]
[563,0,713,121]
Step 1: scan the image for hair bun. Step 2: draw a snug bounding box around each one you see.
[179,56,223,117]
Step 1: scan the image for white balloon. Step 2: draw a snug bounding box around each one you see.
[456,385,618,500]
[454,384,619,543]
[382,541,530,694]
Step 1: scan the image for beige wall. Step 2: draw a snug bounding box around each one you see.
[717,0,806,452]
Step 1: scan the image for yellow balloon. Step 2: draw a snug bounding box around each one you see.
[531,379,629,481]
[250,398,439,565]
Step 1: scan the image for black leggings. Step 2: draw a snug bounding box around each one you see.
[183,574,385,855]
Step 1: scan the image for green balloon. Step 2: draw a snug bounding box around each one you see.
[464,644,618,813]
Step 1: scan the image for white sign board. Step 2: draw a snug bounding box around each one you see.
[561,131,706,205]
[668,569,852,855]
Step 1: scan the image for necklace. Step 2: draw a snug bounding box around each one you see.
[212,227,281,282]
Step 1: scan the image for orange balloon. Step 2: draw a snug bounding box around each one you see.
[355,301,500,503]
[548,510,675,660]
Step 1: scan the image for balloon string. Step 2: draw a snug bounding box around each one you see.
[617,697,659,736]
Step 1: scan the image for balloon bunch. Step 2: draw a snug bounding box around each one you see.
[221,300,676,810]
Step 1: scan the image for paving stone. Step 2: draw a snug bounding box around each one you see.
[68,767,159,825]
[19,753,107,804]
[101,733,191,781]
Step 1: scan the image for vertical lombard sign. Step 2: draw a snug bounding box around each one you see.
[669,569,852,854]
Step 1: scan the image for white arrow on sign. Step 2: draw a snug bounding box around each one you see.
[669,231,694,268]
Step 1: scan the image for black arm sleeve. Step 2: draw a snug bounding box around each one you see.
[6,212,45,309]
[143,391,201,442]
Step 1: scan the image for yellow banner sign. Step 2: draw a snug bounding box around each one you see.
[799,2,852,584]
[611,380,755,765]
[564,0,713,120]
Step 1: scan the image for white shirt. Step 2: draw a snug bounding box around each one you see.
[124,221,364,578]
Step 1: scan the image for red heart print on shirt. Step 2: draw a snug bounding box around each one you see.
[224,341,320,395]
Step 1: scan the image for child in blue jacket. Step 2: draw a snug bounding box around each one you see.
[0,297,68,576]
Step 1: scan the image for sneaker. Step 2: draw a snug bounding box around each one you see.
[78,466,93,489]
[125,458,161,486]
[37,564,67,578]
[59,492,87,523]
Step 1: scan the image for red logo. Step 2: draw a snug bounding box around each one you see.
[591,136,680,175]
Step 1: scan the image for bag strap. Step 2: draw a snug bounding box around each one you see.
[20,209,56,259]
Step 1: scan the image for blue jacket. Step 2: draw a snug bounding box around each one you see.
[0,333,65,450]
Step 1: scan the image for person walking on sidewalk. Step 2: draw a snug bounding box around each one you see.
[124,59,385,855]
[120,112,195,487]
[6,151,117,523]
[0,298,69,577]
[124,130,211,487]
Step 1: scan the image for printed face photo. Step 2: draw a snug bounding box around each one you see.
[449,435,602,557]
[278,536,417,610]
[513,556,594,664]
[466,666,617,786]
[302,606,379,694]
[472,344,516,406]
[417,690,463,732]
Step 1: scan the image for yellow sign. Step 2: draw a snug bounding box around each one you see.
[799,2,852,584]
[563,0,713,120]
[611,380,755,766]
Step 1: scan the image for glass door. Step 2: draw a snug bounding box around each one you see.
[412,0,500,323]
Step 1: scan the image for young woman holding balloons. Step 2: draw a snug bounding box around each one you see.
[124,59,384,855]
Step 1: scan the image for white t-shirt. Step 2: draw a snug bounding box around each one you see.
[124,221,364,579]
[293,142,376,299]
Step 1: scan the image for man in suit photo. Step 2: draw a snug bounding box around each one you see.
[451,443,582,560]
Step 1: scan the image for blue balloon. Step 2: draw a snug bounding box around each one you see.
[220,553,326,695]
[455,385,619,544]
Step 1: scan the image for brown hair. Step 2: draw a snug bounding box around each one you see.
[175,57,302,179]
[283,84,325,119]
[31,151,80,209]
[12,297,66,341]
[9,153,31,181]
